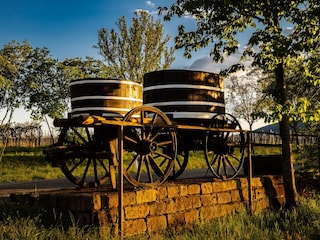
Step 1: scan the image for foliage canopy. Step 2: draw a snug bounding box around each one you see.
[96,10,175,83]
[160,0,320,207]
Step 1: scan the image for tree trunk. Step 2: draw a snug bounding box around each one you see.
[275,63,298,208]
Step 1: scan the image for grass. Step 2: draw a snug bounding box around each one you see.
[0,147,65,183]
[0,147,223,184]
[1,194,320,239]
[0,145,293,184]
[0,216,100,240]
[1,146,320,239]
[171,197,320,240]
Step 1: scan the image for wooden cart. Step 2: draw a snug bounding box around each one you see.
[44,70,246,188]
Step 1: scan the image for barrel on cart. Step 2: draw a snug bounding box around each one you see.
[70,78,143,119]
[45,71,245,189]
[144,70,245,180]
[143,69,225,125]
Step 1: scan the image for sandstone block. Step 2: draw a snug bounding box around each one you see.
[188,184,201,195]
[125,204,150,219]
[239,178,248,188]
[201,194,217,206]
[212,180,237,192]
[109,208,118,223]
[123,192,136,206]
[167,185,180,198]
[167,212,185,228]
[149,199,176,216]
[124,219,147,236]
[230,190,242,202]
[199,206,219,220]
[201,182,213,194]
[147,215,167,233]
[252,177,263,187]
[254,187,267,200]
[106,194,118,208]
[217,192,232,204]
[179,185,188,196]
[176,196,192,211]
[185,210,199,224]
[136,189,157,204]
[157,186,167,200]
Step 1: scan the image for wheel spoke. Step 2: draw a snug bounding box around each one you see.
[216,155,222,176]
[209,154,219,167]
[149,155,164,177]
[157,139,173,146]
[154,150,172,160]
[149,128,164,142]
[85,127,92,142]
[151,112,159,124]
[170,150,188,179]
[140,110,145,124]
[126,153,139,171]
[80,158,91,185]
[222,155,228,176]
[124,135,138,144]
[93,159,98,184]
[228,153,241,163]
[69,157,85,172]
[72,127,88,144]
[97,158,109,175]
[145,155,154,183]
[135,155,143,182]
[225,156,237,173]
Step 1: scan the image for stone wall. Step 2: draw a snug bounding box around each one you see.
[94,175,285,237]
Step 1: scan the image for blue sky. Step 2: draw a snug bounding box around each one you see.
[1,0,254,129]
[0,0,241,72]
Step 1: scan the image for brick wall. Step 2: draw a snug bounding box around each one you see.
[94,175,285,237]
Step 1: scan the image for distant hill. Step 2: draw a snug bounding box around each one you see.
[254,122,305,134]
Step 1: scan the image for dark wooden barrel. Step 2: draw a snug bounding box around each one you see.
[70,78,142,118]
[143,70,225,125]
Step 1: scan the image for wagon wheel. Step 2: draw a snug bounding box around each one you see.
[205,113,245,180]
[56,126,112,187]
[122,106,177,187]
[169,149,189,179]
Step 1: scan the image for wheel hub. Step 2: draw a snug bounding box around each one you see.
[139,140,158,155]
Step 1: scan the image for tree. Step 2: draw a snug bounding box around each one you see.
[23,47,68,121]
[0,40,33,160]
[225,68,270,131]
[25,56,112,138]
[96,10,175,83]
[261,55,320,133]
[0,41,32,125]
[60,56,112,81]
[160,0,320,208]
[0,40,113,148]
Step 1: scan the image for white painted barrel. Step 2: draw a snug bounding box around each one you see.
[70,78,143,118]
[143,70,225,125]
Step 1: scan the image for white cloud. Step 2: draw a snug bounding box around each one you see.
[187,51,249,73]
[134,8,150,14]
[146,1,155,8]
[134,8,159,16]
